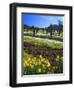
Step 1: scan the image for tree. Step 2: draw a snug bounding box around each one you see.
[58,20,63,36]
[49,24,53,38]
[35,27,39,34]
[44,27,48,34]
[24,24,29,32]
[31,26,36,36]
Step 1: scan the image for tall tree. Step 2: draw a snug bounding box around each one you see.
[58,20,63,36]
[35,27,39,34]
[49,24,53,38]
[31,26,35,36]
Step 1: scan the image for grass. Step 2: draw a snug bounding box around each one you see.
[24,36,63,49]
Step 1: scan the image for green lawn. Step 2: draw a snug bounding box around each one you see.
[24,36,63,49]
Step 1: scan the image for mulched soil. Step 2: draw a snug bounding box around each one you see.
[24,42,63,66]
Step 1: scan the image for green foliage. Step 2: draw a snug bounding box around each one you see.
[24,36,63,49]
[24,28,63,38]
[23,52,63,75]
[55,55,63,73]
[23,52,51,75]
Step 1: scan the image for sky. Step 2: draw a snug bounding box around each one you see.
[22,14,64,28]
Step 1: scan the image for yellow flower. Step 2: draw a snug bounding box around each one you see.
[38,68,41,73]
[24,60,30,67]
[61,56,63,61]
[47,62,51,67]
[41,59,45,62]
[29,60,32,64]
[34,57,36,60]
[28,57,30,61]
[44,60,47,64]
[40,55,42,59]
[56,55,60,61]
[57,55,60,59]
[38,60,41,65]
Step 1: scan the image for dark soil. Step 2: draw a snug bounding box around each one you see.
[23,42,63,66]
